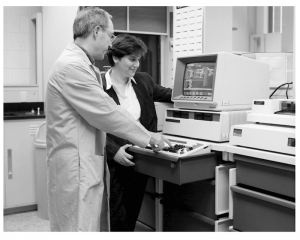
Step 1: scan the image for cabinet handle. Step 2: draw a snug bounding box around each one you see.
[7,149,13,179]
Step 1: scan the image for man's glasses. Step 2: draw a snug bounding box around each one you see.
[102,28,116,43]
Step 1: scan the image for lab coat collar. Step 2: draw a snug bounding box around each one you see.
[104,68,137,90]
[66,42,93,66]
[75,44,96,65]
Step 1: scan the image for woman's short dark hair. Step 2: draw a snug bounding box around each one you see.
[106,34,147,67]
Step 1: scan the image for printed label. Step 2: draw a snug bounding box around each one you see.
[233,129,242,137]
[254,101,265,105]
[288,138,295,147]
[166,119,180,123]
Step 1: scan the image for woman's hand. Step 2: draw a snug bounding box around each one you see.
[113,144,135,166]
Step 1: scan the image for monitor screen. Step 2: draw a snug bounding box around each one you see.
[183,62,216,101]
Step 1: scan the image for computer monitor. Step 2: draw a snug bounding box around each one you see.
[172,52,270,111]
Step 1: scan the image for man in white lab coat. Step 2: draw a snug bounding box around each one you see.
[45,7,170,232]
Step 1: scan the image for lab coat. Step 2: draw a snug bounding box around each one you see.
[45,43,151,231]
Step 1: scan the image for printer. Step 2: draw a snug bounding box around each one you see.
[229,99,295,155]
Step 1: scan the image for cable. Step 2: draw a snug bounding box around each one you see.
[286,82,290,99]
[269,82,293,99]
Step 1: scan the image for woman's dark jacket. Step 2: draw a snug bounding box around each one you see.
[103,72,172,160]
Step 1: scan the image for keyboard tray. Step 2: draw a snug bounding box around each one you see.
[128,146,217,185]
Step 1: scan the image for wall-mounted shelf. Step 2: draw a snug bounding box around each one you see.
[4,85,39,88]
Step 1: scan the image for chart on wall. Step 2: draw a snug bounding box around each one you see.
[173,6,203,56]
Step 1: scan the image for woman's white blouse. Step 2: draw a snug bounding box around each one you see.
[105,70,141,122]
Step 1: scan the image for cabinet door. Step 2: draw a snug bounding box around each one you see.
[129,7,167,34]
[97,6,127,31]
[96,6,167,34]
[4,119,44,208]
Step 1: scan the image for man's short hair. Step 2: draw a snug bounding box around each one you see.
[73,7,112,40]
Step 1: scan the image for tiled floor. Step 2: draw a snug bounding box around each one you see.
[3,210,148,232]
[3,211,50,232]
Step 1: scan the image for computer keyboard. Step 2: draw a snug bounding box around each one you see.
[135,135,211,158]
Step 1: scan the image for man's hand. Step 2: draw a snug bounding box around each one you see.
[113,144,135,166]
[149,132,172,152]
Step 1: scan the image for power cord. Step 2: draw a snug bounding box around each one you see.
[269,82,293,99]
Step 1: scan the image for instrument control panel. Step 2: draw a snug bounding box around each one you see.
[134,135,211,158]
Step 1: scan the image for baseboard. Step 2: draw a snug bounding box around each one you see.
[4,204,37,215]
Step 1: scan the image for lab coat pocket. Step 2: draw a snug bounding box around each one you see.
[79,152,104,201]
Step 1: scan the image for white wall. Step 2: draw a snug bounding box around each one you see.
[256,6,268,34]
[42,6,78,97]
[232,7,249,52]
[3,6,42,102]
[203,7,232,53]
[238,6,295,99]
[232,6,257,53]
[282,6,294,53]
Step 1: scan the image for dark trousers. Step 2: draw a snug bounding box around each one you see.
[108,160,148,231]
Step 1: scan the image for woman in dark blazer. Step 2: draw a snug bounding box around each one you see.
[103,34,172,231]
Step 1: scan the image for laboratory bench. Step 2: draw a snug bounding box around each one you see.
[229,152,295,232]
[130,142,295,232]
[4,102,45,120]
[129,147,234,232]
[3,102,295,232]
[3,102,45,214]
